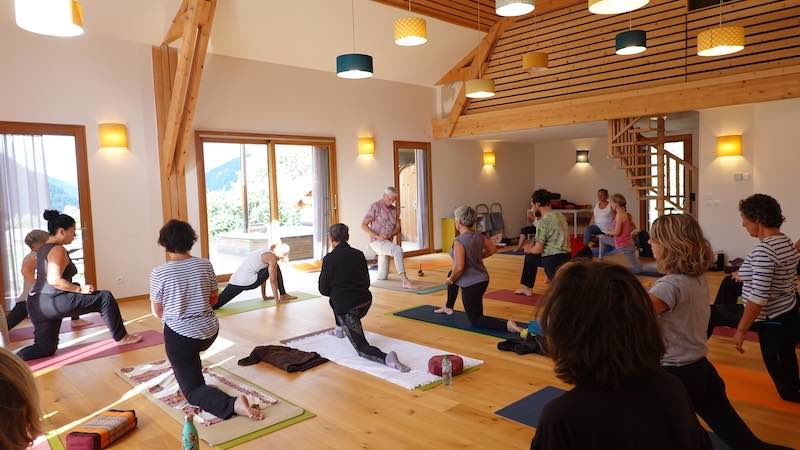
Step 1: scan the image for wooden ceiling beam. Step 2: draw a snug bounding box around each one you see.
[436,47,476,85]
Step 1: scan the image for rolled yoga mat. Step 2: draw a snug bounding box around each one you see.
[25,329,164,372]
[215,291,320,317]
[497,386,732,450]
[393,305,523,340]
[9,314,106,342]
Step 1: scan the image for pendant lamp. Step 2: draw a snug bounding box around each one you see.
[615,13,646,55]
[15,0,84,37]
[337,0,374,79]
[466,1,495,99]
[394,1,427,46]
[588,0,649,15]
[697,1,744,57]
[522,51,548,72]
[496,0,535,17]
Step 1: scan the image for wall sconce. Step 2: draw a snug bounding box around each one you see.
[98,123,128,150]
[576,149,590,163]
[717,135,742,157]
[358,137,375,157]
[483,149,496,167]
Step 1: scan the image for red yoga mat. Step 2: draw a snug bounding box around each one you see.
[711,326,759,342]
[25,329,164,372]
[9,314,106,342]
[485,289,542,306]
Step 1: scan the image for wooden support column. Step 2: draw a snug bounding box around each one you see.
[152,0,217,223]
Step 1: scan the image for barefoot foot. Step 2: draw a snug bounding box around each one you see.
[234,395,264,420]
[117,334,142,345]
[70,318,92,328]
[507,320,523,333]
[385,351,411,373]
[513,288,532,297]
[279,294,298,302]
[434,307,454,315]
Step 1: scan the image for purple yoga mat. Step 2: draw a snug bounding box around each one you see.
[9,314,106,342]
[25,329,164,372]
[484,289,542,306]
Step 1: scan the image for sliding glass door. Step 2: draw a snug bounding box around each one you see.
[196,132,337,278]
[0,122,95,308]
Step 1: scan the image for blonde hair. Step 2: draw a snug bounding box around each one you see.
[650,214,714,277]
[0,348,43,450]
[611,193,627,208]
[24,230,49,249]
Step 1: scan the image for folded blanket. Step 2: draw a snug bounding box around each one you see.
[237,345,328,372]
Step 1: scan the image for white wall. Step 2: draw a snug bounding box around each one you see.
[0,25,163,298]
[699,98,800,259]
[533,137,640,221]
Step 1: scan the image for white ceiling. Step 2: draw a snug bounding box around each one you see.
[0,0,480,87]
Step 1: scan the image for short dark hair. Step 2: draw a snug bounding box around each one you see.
[538,261,665,389]
[329,223,349,243]
[158,219,197,253]
[43,210,76,236]
[598,188,609,196]
[739,194,785,228]
[531,189,551,207]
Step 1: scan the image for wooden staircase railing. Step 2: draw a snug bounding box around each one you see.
[608,117,696,217]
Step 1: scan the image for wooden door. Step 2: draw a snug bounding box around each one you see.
[399,164,417,242]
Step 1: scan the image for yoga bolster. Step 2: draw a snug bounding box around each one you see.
[66,410,137,450]
[428,354,464,376]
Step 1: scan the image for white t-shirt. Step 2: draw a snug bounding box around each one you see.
[593,202,613,233]
[229,250,272,286]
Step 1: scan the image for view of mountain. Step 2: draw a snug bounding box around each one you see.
[48,177,79,212]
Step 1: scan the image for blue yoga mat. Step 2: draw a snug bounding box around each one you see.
[393,305,521,340]
[496,386,731,450]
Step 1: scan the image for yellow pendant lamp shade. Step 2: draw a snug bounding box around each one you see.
[697,25,744,57]
[522,51,548,73]
[465,79,495,99]
[15,0,84,37]
[394,17,427,46]
[588,0,649,15]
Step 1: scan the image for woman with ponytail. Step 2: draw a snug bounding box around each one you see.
[17,210,140,360]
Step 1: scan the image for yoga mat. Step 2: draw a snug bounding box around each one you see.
[497,386,732,450]
[117,360,311,447]
[370,278,447,295]
[25,330,164,372]
[10,314,106,342]
[215,291,319,317]
[485,289,542,306]
[711,326,760,343]
[498,249,525,256]
[393,305,522,340]
[291,261,322,273]
[282,328,483,390]
[716,363,800,415]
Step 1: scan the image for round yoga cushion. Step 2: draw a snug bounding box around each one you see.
[428,354,464,376]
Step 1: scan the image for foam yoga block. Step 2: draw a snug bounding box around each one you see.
[66,410,137,449]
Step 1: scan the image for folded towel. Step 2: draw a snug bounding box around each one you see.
[238,345,328,372]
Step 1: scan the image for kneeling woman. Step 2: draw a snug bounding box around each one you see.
[213,244,296,310]
[319,223,409,372]
[18,211,140,360]
[151,220,262,420]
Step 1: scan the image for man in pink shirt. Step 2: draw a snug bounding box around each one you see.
[361,187,415,289]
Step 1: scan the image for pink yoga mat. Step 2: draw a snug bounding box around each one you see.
[9,314,106,343]
[485,289,542,306]
[25,329,164,372]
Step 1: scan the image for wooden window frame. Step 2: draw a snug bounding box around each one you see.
[392,141,434,257]
[0,121,97,295]
[194,130,339,280]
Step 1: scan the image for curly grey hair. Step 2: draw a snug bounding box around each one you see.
[454,206,478,228]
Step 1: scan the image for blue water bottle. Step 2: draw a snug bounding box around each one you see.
[182,412,199,450]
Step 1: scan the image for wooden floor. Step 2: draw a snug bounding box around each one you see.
[15,253,800,449]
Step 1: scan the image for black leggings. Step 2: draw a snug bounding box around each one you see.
[445,271,460,309]
[707,303,800,402]
[17,290,128,361]
[213,266,286,310]
[520,253,571,288]
[6,300,80,330]
[164,325,235,419]
[664,358,764,450]
[334,301,387,364]
[462,280,507,330]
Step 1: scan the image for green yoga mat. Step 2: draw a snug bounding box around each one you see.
[216,409,316,449]
[215,291,319,317]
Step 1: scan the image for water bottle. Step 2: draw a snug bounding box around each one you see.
[442,355,453,386]
[182,413,199,450]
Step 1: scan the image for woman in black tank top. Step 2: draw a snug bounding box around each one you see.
[17,210,141,361]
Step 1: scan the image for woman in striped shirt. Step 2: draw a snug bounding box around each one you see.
[723,194,800,403]
[150,220,263,420]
